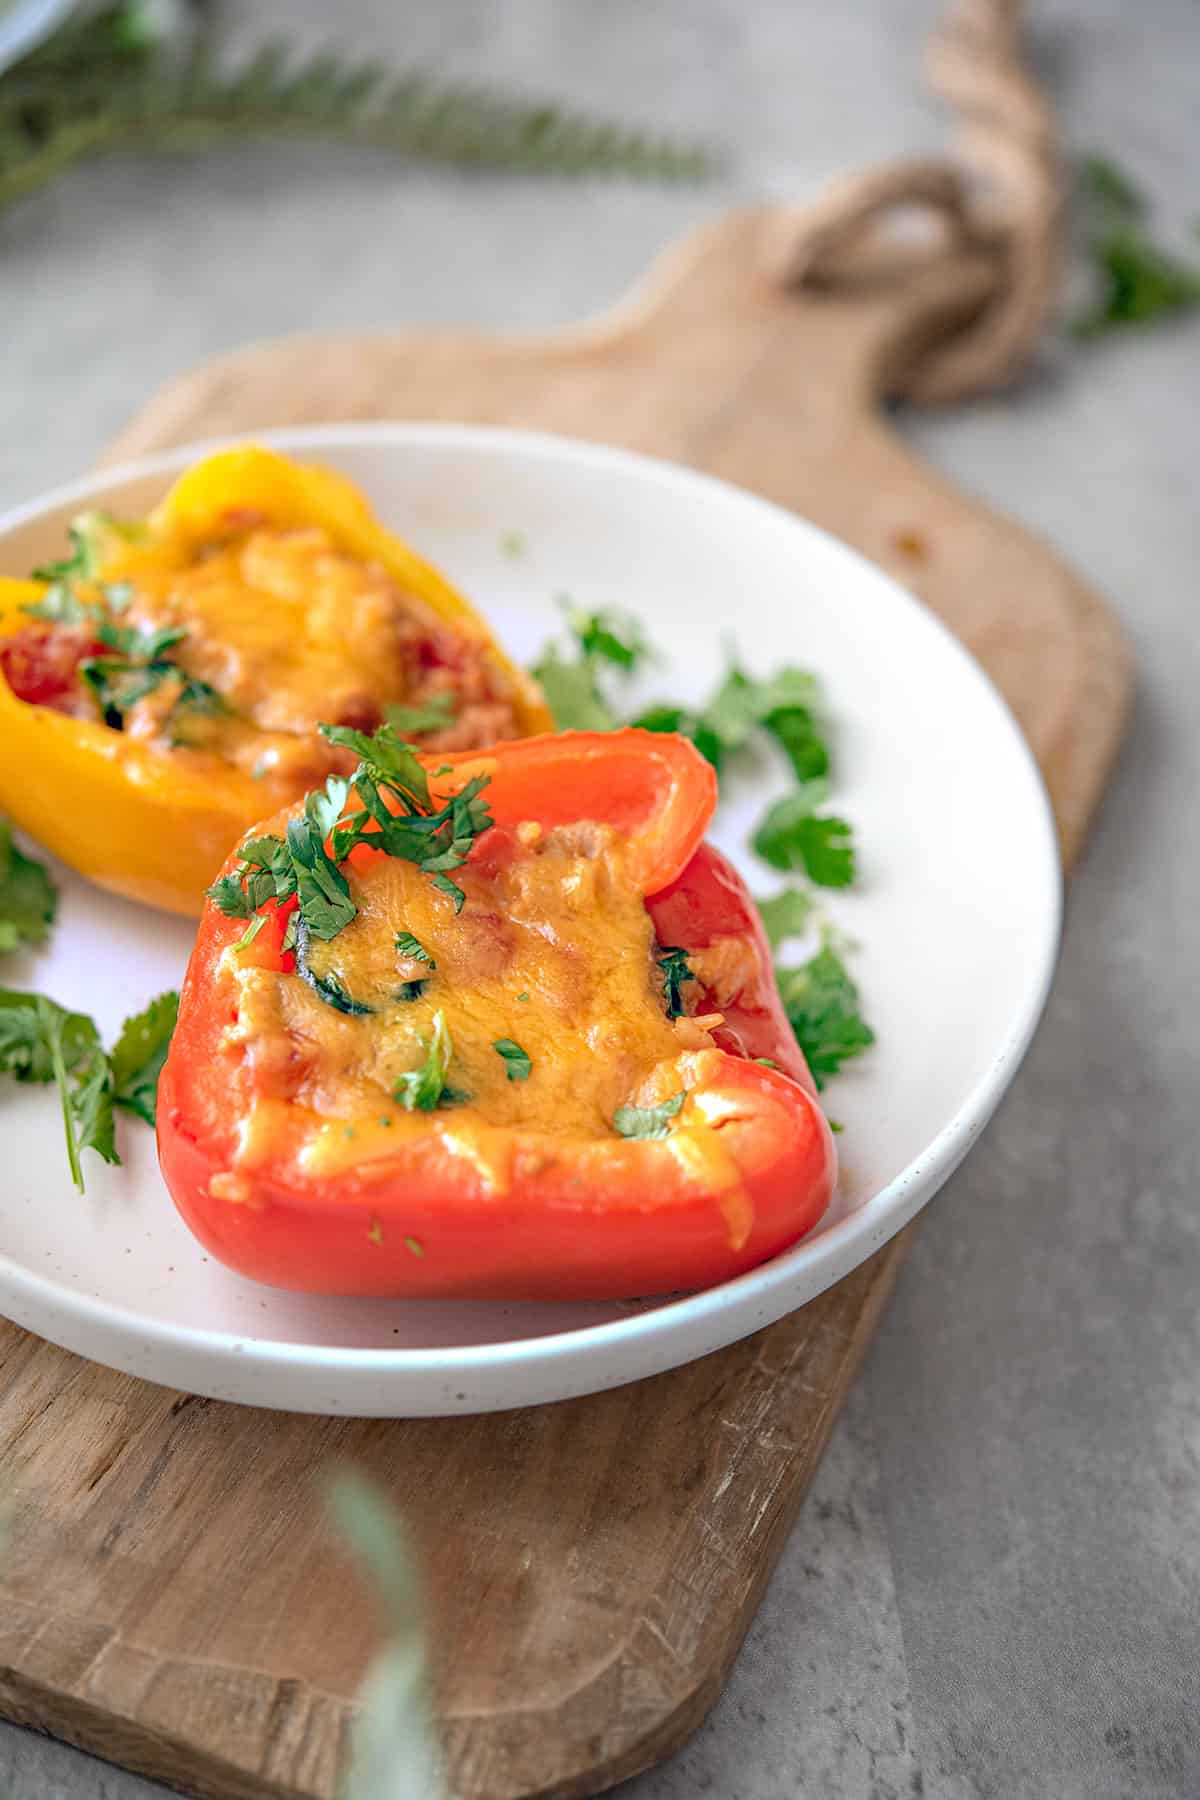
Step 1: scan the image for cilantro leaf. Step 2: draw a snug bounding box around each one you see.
[492,1038,531,1081]
[753,784,855,887]
[563,602,650,674]
[320,723,432,808]
[755,886,814,949]
[109,990,179,1126]
[395,1010,456,1112]
[630,703,687,734]
[1073,152,1200,338]
[395,931,435,968]
[306,775,350,842]
[385,693,458,735]
[530,647,619,731]
[30,513,109,585]
[0,988,116,1191]
[72,1054,117,1171]
[613,1090,685,1140]
[775,945,874,1089]
[286,813,357,941]
[22,584,88,625]
[765,704,829,781]
[432,873,466,913]
[206,872,255,919]
[656,947,695,1019]
[0,820,57,952]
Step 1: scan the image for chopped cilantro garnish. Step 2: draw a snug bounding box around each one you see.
[613,1090,685,1140]
[385,693,458,736]
[492,1038,532,1081]
[754,886,813,949]
[752,783,855,887]
[432,872,466,913]
[109,990,179,1126]
[656,947,695,1019]
[563,601,651,674]
[501,531,526,558]
[395,1010,456,1112]
[0,989,116,1191]
[531,646,619,731]
[395,931,435,968]
[0,819,57,953]
[775,945,874,1090]
[79,618,223,731]
[30,514,106,587]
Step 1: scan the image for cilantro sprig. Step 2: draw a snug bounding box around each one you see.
[1073,153,1200,339]
[0,986,177,1190]
[532,599,651,730]
[0,820,57,953]
[774,945,874,1090]
[752,782,855,888]
[209,723,493,946]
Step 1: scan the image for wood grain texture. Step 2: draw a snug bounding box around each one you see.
[1,201,1130,1800]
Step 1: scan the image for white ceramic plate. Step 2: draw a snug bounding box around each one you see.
[0,424,1060,1415]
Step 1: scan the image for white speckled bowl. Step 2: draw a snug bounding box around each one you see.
[0,424,1060,1414]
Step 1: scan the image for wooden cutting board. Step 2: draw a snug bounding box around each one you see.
[0,203,1129,1800]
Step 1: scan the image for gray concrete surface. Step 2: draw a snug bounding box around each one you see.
[2,1,1198,1796]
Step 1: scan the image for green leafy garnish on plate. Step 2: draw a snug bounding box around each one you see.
[109,989,180,1126]
[752,783,855,887]
[774,945,874,1091]
[0,819,56,953]
[754,886,813,950]
[0,989,116,1192]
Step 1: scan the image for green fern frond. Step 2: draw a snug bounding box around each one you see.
[0,2,715,215]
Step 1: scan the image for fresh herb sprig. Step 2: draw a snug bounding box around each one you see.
[208,722,494,942]
[531,600,652,733]
[0,986,178,1190]
[0,820,57,953]
[1073,153,1200,338]
[773,943,874,1090]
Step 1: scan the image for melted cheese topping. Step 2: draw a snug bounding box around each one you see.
[93,523,520,781]
[226,825,715,1144]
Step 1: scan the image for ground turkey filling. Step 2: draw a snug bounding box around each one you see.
[0,517,523,788]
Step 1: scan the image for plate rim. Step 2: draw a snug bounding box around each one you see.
[0,420,1063,1404]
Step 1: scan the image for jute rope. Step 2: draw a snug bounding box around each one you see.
[780,0,1059,404]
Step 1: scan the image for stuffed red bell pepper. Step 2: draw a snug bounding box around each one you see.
[157,726,836,1299]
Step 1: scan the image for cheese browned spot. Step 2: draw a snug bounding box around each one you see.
[226,824,718,1142]
[91,523,523,781]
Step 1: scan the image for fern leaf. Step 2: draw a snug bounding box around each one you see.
[0,6,715,215]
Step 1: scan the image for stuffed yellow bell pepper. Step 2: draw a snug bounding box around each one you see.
[0,447,551,915]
